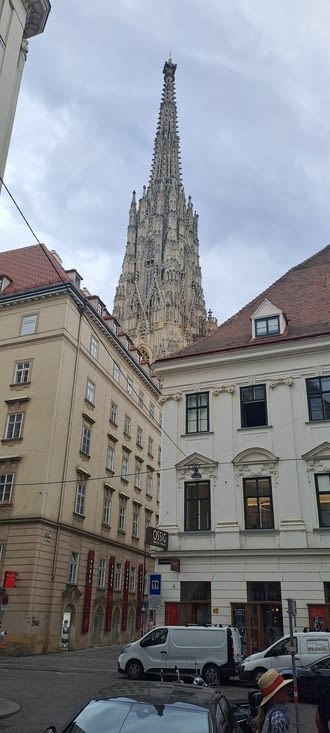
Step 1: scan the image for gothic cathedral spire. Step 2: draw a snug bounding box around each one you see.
[113,58,213,362]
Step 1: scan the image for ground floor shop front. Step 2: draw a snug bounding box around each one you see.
[156,551,330,655]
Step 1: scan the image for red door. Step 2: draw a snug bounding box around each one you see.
[308,605,328,631]
[165,602,179,625]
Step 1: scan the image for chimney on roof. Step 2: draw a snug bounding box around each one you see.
[50,250,63,265]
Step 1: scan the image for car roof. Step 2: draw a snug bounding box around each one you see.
[92,681,225,709]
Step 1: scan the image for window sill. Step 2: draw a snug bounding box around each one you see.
[131,535,139,541]
[10,382,31,388]
[79,450,90,459]
[105,468,115,476]
[0,502,13,508]
[305,420,330,425]
[109,420,118,428]
[182,431,213,437]
[73,512,85,522]
[101,522,110,530]
[1,437,23,444]
[118,529,126,535]
[237,425,273,431]
[120,478,129,484]
[242,528,277,534]
[84,398,95,408]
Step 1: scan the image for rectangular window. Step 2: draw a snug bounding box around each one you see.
[127,377,133,396]
[75,481,86,515]
[5,412,23,439]
[80,425,91,455]
[103,495,111,526]
[139,391,144,408]
[157,474,160,503]
[21,314,37,336]
[96,302,102,316]
[113,362,120,383]
[132,509,139,538]
[146,470,153,497]
[148,436,154,457]
[129,566,136,593]
[186,392,209,433]
[90,336,99,359]
[119,501,126,531]
[315,474,330,527]
[247,581,281,602]
[240,384,267,428]
[124,414,131,437]
[149,401,155,419]
[0,473,14,502]
[114,563,122,590]
[145,511,152,529]
[121,456,129,481]
[14,360,31,384]
[184,481,211,531]
[135,463,142,489]
[86,379,95,404]
[137,426,143,447]
[158,446,161,466]
[255,316,280,337]
[243,477,274,529]
[68,551,79,584]
[306,376,330,421]
[106,445,115,472]
[98,559,106,588]
[110,401,118,425]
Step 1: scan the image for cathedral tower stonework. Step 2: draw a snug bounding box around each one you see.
[113,58,215,362]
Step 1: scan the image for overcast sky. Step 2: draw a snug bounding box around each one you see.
[1,1,330,324]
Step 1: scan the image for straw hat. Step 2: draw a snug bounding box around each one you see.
[258,669,292,706]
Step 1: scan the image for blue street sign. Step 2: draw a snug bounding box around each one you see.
[141,601,148,612]
[149,574,161,595]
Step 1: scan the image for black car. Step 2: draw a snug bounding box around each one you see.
[280,654,330,702]
[41,681,251,733]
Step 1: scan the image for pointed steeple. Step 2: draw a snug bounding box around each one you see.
[149,57,182,188]
[113,60,214,362]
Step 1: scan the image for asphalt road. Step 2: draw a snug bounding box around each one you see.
[0,646,317,733]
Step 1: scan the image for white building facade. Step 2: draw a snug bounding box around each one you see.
[0,0,50,182]
[155,246,330,655]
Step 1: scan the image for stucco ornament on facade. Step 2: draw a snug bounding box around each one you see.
[269,377,294,388]
[212,385,237,395]
[159,392,182,404]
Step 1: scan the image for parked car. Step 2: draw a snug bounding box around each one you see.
[41,680,251,733]
[239,632,330,683]
[118,624,243,684]
[279,654,330,703]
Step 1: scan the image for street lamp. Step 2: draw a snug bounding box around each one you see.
[191,464,202,480]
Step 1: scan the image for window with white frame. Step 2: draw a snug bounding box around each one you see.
[146,470,153,497]
[119,499,126,531]
[80,425,91,455]
[74,480,86,516]
[135,462,142,489]
[145,511,152,529]
[68,551,79,583]
[113,362,120,383]
[114,562,122,590]
[90,336,99,359]
[124,414,131,437]
[102,495,112,526]
[149,401,155,419]
[5,412,24,440]
[13,360,31,384]
[186,392,209,433]
[98,558,106,588]
[121,456,129,481]
[96,302,103,316]
[21,314,37,336]
[127,377,133,396]
[129,566,136,593]
[0,473,14,502]
[255,316,280,337]
[137,426,143,447]
[132,507,140,538]
[147,436,154,457]
[86,379,95,404]
[110,401,118,425]
[106,445,115,472]
[315,474,330,527]
[306,376,330,422]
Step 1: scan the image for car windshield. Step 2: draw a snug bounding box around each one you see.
[66,698,210,733]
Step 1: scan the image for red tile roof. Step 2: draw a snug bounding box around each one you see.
[156,244,330,363]
[0,244,70,295]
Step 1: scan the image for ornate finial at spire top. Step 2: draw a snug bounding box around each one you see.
[168,52,173,63]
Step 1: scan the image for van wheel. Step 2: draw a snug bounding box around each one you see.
[252,668,267,684]
[126,660,144,679]
[203,664,219,685]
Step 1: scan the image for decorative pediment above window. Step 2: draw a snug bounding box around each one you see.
[251,299,286,339]
[302,442,330,463]
[176,452,218,480]
[233,448,279,483]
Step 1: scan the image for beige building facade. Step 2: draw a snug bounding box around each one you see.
[0,244,161,654]
[0,0,51,183]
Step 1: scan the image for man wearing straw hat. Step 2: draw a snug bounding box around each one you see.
[254,669,293,733]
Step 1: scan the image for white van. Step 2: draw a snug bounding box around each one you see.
[118,625,242,684]
[239,632,330,683]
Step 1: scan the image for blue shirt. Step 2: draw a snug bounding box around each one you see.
[262,703,290,733]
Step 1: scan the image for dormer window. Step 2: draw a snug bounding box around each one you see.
[255,316,280,337]
[0,275,11,292]
[251,300,286,339]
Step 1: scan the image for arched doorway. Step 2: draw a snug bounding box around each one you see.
[111,607,120,643]
[92,606,103,645]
